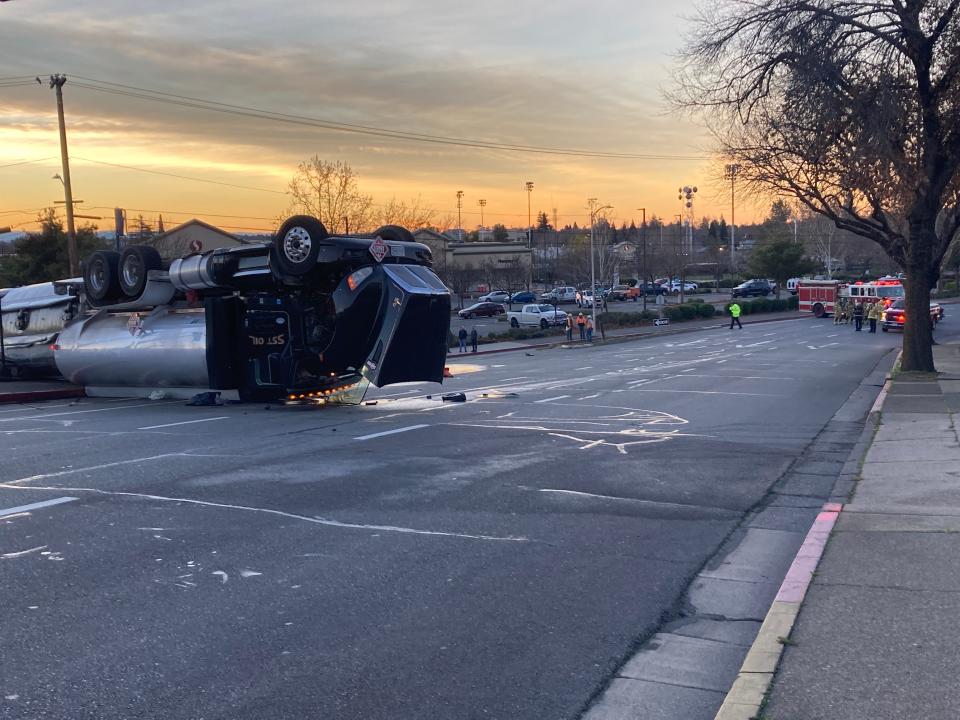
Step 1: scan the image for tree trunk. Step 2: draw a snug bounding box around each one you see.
[901,265,935,372]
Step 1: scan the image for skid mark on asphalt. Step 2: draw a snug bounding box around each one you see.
[0,484,529,543]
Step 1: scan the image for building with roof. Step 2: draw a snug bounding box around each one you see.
[139,219,250,260]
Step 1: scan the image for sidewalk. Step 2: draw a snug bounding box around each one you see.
[756,342,960,718]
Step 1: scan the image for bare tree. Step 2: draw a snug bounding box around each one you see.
[675,1,960,371]
[287,157,374,234]
[375,195,437,230]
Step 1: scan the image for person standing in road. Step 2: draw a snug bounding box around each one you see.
[577,312,587,341]
[458,326,468,353]
[585,316,594,342]
[853,300,865,331]
[867,300,881,333]
[470,327,478,352]
[565,314,574,341]
[728,301,743,329]
[575,290,582,307]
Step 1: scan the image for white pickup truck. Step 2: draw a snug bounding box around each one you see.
[507,304,568,329]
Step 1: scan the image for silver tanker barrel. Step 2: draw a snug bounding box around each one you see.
[54,308,211,391]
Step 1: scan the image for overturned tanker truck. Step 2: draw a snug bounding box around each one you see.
[0,216,452,401]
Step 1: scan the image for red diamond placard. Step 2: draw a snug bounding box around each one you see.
[369,236,389,263]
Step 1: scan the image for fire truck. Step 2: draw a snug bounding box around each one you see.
[797,278,904,317]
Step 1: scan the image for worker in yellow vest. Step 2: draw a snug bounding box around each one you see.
[729,302,743,329]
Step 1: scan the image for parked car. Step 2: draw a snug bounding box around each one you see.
[607,285,632,301]
[578,289,594,306]
[458,302,506,319]
[479,290,511,303]
[627,282,667,298]
[732,279,775,298]
[509,291,536,304]
[668,281,698,294]
[881,298,943,332]
[540,286,577,303]
[507,304,568,329]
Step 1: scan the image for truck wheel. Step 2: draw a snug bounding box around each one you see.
[540,319,548,329]
[84,250,121,302]
[813,302,825,318]
[373,225,415,243]
[510,318,519,328]
[119,245,162,298]
[272,216,326,276]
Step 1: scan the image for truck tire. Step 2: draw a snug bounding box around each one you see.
[510,317,519,328]
[119,245,162,298]
[272,216,326,276]
[84,250,121,302]
[374,225,415,243]
[813,302,825,318]
[540,319,548,329]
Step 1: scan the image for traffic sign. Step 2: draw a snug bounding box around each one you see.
[653,318,670,326]
[369,236,389,263]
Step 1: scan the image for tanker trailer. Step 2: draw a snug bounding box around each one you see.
[52,216,451,401]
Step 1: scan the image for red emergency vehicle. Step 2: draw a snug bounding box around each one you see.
[797,278,903,317]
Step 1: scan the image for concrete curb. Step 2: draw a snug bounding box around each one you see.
[867,350,901,423]
[0,386,85,405]
[713,503,843,720]
[451,313,809,358]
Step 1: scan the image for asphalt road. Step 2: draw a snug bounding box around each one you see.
[0,313,910,719]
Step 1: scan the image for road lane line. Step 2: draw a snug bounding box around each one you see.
[9,453,194,485]
[354,424,429,441]
[534,395,571,403]
[0,400,183,424]
[0,496,78,519]
[138,416,229,431]
[0,485,526,543]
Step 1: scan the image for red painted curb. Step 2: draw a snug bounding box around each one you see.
[0,387,85,405]
[775,503,842,603]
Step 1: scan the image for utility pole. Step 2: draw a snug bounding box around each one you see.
[49,74,79,276]
[477,199,487,229]
[456,190,464,242]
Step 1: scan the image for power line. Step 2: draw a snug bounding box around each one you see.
[71,156,288,195]
[0,157,57,170]
[67,75,708,161]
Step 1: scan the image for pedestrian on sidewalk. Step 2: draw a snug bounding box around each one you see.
[853,300,865,331]
[470,327,478,352]
[577,312,587,341]
[565,314,574,342]
[867,300,881,333]
[457,326,467,353]
[729,301,743,329]
[585,316,594,342]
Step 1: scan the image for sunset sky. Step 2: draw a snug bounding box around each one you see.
[0,1,765,236]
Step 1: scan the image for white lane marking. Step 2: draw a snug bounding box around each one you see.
[534,395,571,404]
[0,496,78,519]
[0,485,528,543]
[827,333,839,337]
[8,453,198,485]
[818,342,840,349]
[575,366,593,370]
[1,545,48,559]
[137,416,230,431]
[538,488,733,512]
[741,339,774,348]
[808,345,817,350]
[0,403,77,414]
[578,393,601,400]
[0,400,182,424]
[354,424,429,441]
[632,389,778,397]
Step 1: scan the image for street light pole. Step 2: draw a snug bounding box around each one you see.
[637,207,647,311]
[477,198,486,229]
[525,181,534,248]
[724,164,741,272]
[587,199,613,329]
[456,190,463,242]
